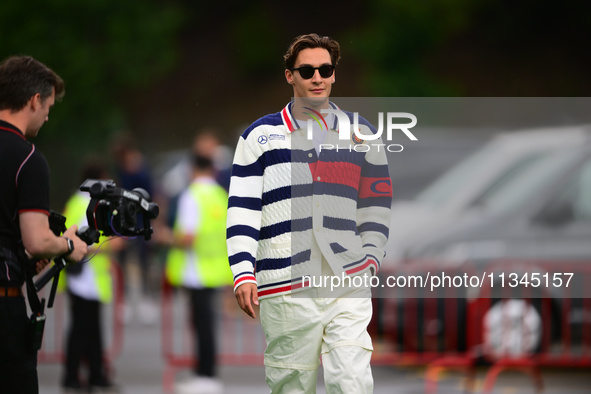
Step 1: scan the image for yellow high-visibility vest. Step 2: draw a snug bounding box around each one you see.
[166,181,232,288]
[59,192,113,303]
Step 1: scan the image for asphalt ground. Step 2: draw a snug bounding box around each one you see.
[37,294,591,394]
[35,255,591,393]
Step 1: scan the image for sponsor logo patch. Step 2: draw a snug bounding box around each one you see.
[269,134,285,141]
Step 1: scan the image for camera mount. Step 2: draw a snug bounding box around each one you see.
[34,179,159,307]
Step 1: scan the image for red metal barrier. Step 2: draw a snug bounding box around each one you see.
[156,259,591,393]
[370,261,477,367]
[160,276,265,394]
[469,260,591,393]
[403,259,591,393]
[36,260,125,375]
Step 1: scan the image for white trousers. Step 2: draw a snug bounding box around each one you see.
[260,286,374,393]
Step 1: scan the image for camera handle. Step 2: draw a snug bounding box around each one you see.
[33,226,100,307]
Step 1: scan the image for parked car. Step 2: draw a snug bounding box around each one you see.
[406,142,591,266]
[375,131,591,358]
[384,126,591,266]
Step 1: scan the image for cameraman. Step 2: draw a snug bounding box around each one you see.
[0,55,88,394]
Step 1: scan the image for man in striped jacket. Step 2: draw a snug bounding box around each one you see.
[226,34,392,393]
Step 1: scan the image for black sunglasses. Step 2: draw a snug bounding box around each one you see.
[290,64,335,79]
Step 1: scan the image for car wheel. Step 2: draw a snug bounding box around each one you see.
[482,298,542,358]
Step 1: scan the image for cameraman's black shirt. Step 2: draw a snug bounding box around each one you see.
[0,120,50,284]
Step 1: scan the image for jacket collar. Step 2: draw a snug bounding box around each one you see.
[281,101,340,133]
[0,120,26,141]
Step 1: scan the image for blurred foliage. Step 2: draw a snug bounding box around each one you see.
[346,0,484,96]
[345,0,591,96]
[0,0,184,143]
[1,0,589,206]
[1,0,185,203]
[226,3,284,77]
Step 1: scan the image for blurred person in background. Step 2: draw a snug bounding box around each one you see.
[191,130,232,193]
[161,152,233,394]
[226,34,392,393]
[0,55,88,394]
[165,129,232,229]
[111,134,157,324]
[59,157,124,394]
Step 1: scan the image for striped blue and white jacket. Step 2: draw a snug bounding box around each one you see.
[226,102,392,299]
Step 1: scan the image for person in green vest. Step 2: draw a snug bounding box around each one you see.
[60,159,122,394]
[163,151,233,394]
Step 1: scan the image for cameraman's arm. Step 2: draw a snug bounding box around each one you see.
[19,211,88,263]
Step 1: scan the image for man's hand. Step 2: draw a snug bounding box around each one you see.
[34,258,50,274]
[62,225,88,263]
[235,282,259,319]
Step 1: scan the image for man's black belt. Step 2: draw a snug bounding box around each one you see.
[0,286,22,297]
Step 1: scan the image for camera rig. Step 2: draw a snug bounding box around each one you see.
[78,179,159,243]
[34,179,159,307]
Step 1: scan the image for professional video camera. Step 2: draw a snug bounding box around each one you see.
[34,179,159,302]
[78,179,159,243]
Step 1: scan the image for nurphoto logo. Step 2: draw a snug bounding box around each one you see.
[304,107,418,152]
